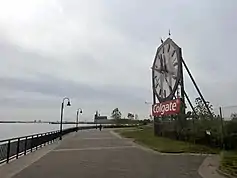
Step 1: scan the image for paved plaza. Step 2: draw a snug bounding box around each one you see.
[8,129,205,178]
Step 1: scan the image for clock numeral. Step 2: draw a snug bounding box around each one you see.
[154,76,160,88]
[162,47,165,54]
[169,85,172,91]
[171,50,176,57]
[164,77,173,93]
[167,44,170,52]
[159,89,162,96]
[164,90,166,98]
[159,54,163,60]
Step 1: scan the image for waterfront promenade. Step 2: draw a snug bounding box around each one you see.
[1,129,206,178]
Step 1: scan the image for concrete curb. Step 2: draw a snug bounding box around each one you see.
[198,155,227,178]
[112,130,214,156]
[109,130,123,139]
[217,169,237,178]
[132,139,214,157]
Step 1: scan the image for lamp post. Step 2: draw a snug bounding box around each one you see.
[94,110,99,129]
[76,108,83,132]
[60,97,71,140]
[145,101,153,120]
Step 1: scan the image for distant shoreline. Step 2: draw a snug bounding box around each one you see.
[0,121,50,124]
[0,121,96,124]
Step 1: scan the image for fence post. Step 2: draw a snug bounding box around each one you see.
[219,107,225,149]
[48,132,52,144]
[24,137,27,155]
[6,140,11,163]
[52,132,54,143]
[40,134,42,148]
[31,136,33,152]
[44,133,47,146]
[16,138,20,159]
[36,135,38,150]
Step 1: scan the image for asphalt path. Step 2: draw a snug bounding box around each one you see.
[12,129,205,178]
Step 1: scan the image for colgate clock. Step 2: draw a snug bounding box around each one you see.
[152,38,182,102]
[151,37,183,117]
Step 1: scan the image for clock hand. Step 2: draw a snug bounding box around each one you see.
[163,55,168,72]
[164,73,172,92]
[160,73,164,97]
[165,71,177,80]
[160,54,164,72]
[154,76,161,88]
[160,55,177,81]
[164,74,177,99]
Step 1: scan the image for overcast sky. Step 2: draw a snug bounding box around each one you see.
[0,0,236,121]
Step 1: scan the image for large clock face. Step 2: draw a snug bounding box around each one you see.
[152,39,181,102]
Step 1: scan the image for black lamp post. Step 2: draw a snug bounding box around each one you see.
[76,108,83,132]
[145,101,153,120]
[60,97,71,140]
[94,111,99,129]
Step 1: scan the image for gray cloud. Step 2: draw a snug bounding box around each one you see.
[0,73,151,121]
[0,74,149,103]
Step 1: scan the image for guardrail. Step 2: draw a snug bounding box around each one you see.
[0,124,139,165]
[0,127,81,164]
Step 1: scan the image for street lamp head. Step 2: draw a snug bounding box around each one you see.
[145,101,152,105]
[77,108,83,114]
[67,101,71,106]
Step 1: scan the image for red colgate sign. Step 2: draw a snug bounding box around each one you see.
[152,99,181,116]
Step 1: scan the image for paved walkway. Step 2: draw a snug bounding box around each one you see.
[11,129,205,178]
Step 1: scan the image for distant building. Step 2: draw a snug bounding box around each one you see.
[94,116,108,124]
[94,111,108,124]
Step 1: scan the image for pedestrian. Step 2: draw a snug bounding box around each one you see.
[99,124,102,131]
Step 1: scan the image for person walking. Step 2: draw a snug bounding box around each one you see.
[99,124,102,131]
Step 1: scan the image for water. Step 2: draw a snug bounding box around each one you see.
[0,123,95,140]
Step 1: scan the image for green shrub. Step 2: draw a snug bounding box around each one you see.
[225,121,237,134]
[154,119,237,150]
[224,134,237,150]
[220,151,237,176]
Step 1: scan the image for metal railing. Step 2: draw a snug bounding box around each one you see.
[0,127,78,164]
[0,124,139,164]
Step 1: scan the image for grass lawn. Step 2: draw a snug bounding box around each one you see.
[115,126,219,154]
[220,151,237,177]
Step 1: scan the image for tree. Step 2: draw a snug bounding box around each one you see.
[135,114,138,120]
[127,113,134,119]
[230,113,237,121]
[193,97,214,119]
[149,114,153,120]
[111,108,122,120]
